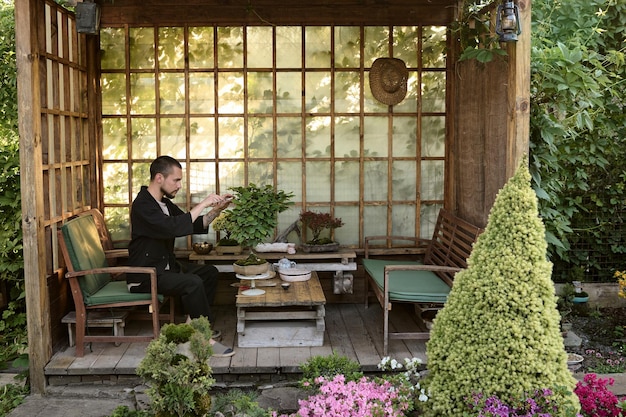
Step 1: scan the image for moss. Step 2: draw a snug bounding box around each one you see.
[424,158,580,416]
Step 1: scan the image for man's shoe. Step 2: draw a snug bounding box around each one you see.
[211,341,235,358]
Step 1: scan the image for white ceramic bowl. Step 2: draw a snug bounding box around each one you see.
[279,268,312,282]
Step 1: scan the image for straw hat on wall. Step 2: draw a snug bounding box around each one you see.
[369,57,408,106]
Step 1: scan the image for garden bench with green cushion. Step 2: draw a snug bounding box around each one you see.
[58,212,174,357]
[363,208,483,355]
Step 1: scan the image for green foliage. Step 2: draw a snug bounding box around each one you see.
[109,406,151,417]
[162,323,194,344]
[299,352,363,388]
[136,317,216,417]
[453,0,509,63]
[223,184,294,247]
[210,389,272,417]
[0,2,17,133]
[424,160,579,416]
[0,383,29,417]
[529,0,626,279]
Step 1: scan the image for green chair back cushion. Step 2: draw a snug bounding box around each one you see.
[61,215,110,300]
[362,259,451,303]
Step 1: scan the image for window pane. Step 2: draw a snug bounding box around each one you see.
[219,162,245,190]
[306,72,331,113]
[248,161,274,185]
[247,26,273,68]
[364,116,388,157]
[190,117,216,158]
[334,206,358,245]
[105,207,130,245]
[159,73,185,114]
[131,118,156,159]
[334,71,360,113]
[305,27,331,68]
[129,27,155,69]
[306,116,331,157]
[102,118,127,159]
[393,26,418,67]
[248,72,273,114]
[189,73,214,114]
[189,162,217,201]
[218,117,244,158]
[276,27,302,68]
[335,161,359,201]
[422,116,445,157]
[100,28,125,70]
[160,118,186,160]
[306,161,330,201]
[392,117,416,157]
[394,71,418,112]
[421,160,444,200]
[131,162,151,196]
[364,160,387,201]
[364,26,388,66]
[101,73,126,115]
[420,203,442,238]
[103,163,128,204]
[130,74,155,114]
[189,27,214,68]
[334,116,360,158]
[277,117,302,158]
[276,72,302,113]
[248,117,273,158]
[422,71,446,112]
[423,26,447,68]
[392,160,417,200]
[217,72,244,114]
[217,27,243,68]
[392,204,416,236]
[158,27,185,69]
[278,162,302,201]
[335,27,360,68]
[364,205,387,237]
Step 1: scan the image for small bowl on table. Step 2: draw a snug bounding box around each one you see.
[279,268,312,282]
[192,242,213,255]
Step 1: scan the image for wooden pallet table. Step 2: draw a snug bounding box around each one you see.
[235,271,326,347]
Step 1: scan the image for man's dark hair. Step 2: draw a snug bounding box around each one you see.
[150,155,182,180]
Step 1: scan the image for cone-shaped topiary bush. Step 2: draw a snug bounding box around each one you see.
[423,158,579,416]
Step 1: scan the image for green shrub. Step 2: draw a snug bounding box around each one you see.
[299,352,363,388]
[210,389,271,417]
[136,317,216,417]
[108,406,151,417]
[424,159,579,416]
[0,383,28,417]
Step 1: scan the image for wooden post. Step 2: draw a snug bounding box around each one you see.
[505,0,531,177]
[15,0,52,394]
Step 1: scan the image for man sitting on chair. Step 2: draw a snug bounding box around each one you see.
[127,155,235,357]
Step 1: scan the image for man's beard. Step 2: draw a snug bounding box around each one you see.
[161,187,176,199]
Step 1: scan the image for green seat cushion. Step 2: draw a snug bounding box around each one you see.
[62,215,110,299]
[362,259,450,303]
[85,280,164,306]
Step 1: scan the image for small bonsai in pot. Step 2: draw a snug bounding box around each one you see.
[299,210,344,246]
[212,211,243,254]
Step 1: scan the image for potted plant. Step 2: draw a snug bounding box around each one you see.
[212,211,243,255]
[220,183,294,248]
[299,210,344,252]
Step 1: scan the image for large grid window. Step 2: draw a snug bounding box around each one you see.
[100,25,447,249]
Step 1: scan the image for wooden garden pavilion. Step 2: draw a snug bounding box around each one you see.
[15,0,531,394]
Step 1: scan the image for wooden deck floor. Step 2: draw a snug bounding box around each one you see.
[45,303,429,381]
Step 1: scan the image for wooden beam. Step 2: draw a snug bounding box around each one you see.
[505,0,531,177]
[15,0,52,395]
[100,0,458,26]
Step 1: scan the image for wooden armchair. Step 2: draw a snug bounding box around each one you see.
[58,212,173,357]
[363,209,483,355]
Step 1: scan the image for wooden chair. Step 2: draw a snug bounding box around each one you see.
[363,208,483,354]
[58,212,173,357]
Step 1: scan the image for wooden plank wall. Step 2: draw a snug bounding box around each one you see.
[454,59,509,228]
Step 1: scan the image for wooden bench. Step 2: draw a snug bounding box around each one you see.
[363,209,483,354]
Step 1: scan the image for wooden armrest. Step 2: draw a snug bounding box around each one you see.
[104,249,129,259]
[364,235,431,258]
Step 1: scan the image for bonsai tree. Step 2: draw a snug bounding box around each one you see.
[299,210,344,245]
[211,211,239,246]
[222,183,294,248]
[136,317,216,417]
[423,158,580,416]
